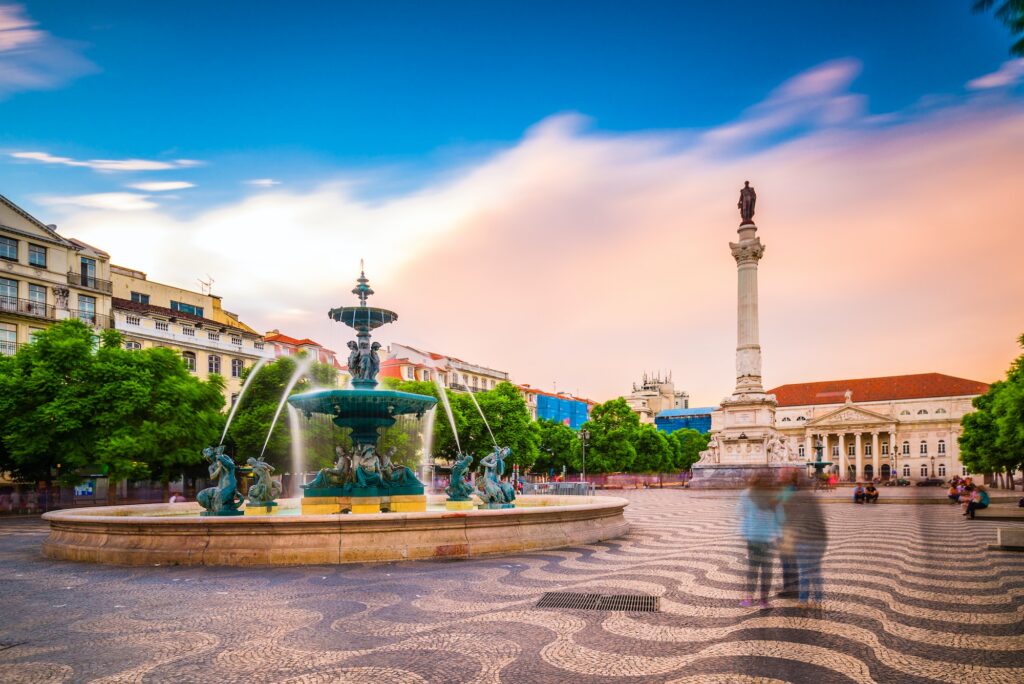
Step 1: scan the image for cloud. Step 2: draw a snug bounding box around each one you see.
[0,3,96,98]
[11,151,201,172]
[127,181,195,192]
[245,178,281,187]
[43,60,1024,403]
[41,193,156,211]
[967,58,1024,90]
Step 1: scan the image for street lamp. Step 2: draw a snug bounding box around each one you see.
[577,428,590,486]
[930,455,936,478]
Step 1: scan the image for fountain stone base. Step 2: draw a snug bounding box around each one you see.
[301,492,427,515]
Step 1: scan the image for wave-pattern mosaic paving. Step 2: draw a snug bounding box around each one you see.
[2,489,1023,683]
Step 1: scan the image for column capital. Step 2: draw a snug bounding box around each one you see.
[730,237,765,265]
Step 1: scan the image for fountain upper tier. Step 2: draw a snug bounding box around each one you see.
[328,305,397,331]
[289,387,437,446]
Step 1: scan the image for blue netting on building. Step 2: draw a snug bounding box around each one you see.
[537,394,590,429]
[655,407,716,434]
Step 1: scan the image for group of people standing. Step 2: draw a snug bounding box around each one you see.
[737,472,828,609]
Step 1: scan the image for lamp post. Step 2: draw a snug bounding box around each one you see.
[930,455,936,478]
[577,428,590,486]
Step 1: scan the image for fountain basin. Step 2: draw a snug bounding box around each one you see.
[40,495,629,566]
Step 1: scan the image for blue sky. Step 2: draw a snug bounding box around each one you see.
[1,1,1017,210]
[2,1,1023,401]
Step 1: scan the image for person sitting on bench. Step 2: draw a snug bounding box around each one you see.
[853,484,866,504]
[964,487,989,519]
[864,483,879,503]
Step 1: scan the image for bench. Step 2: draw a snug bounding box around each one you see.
[989,528,1024,552]
[973,504,1024,520]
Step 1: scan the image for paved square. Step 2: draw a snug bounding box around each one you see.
[1,490,1022,683]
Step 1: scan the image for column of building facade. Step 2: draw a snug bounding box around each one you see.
[838,433,846,479]
[854,433,863,480]
[804,433,812,462]
[871,432,880,480]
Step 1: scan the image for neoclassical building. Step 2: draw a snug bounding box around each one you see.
[770,373,989,482]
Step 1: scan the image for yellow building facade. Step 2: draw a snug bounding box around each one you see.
[0,194,113,354]
[110,265,272,403]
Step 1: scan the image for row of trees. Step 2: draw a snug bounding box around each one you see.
[960,333,1024,489]
[0,321,225,498]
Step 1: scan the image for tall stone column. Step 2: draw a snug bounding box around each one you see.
[730,222,765,395]
[872,432,880,480]
[838,434,847,480]
[855,433,863,480]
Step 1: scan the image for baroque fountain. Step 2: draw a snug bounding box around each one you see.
[40,270,629,566]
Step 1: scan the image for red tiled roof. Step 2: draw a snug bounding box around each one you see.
[768,373,989,407]
[112,297,252,335]
[264,332,323,347]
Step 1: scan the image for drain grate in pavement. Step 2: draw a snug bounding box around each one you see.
[536,592,659,612]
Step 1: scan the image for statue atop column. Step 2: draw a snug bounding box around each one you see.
[738,181,756,224]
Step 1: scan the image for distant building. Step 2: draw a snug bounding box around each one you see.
[1,193,114,354]
[110,265,270,404]
[263,330,347,384]
[381,342,509,392]
[625,372,689,424]
[655,407,716,435]
[518,385,596,430]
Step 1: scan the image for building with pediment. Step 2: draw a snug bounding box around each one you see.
[770,373,989,482]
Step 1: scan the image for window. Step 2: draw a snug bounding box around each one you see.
[919,441,928,455]
[125,315,141,326]
[230,393,239,406]
[798,444,805,458]
[182,351,196,372]
[902,441,910,455]
[27,283,46,315]
[231,359,243,377]
[28,244,46,267]
[254,341,264,350]
[231,335,242,346]
[781,417,791,422]
[0,277,16,308]
[848,443,855,456]
[865,443,872,456]
[938,463,946,477]
[920,465,929,477]
[170,300,204,317]
[900,410,911,416]
[963,466,968,476]
[881,442,890,455]
[903,465,911,477]
[182,326,195,337]
[78,257,97,288]
[831,445,839,457]
[0,322,15,356]
[125,341,142,350]
[938,440,946,454]
[155,320,169,331]
[423,370,431,382]
[77,294,96,323]
[917,409,928,415]
[29,328,44,343]
[207,331,220,341]
[404,366,414,380]
[208,355,221,374]
[130,292,150,305]
[0,236,16,261]
[935,408,947,414]
[796,416,806,421]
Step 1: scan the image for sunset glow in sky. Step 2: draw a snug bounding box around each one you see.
[2,2,1023,403]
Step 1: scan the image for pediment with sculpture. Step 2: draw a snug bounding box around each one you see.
[805,404,893,427]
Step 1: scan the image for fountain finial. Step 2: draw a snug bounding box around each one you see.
[352,262,374,307]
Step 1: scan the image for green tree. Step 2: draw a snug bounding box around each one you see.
[960,333,1024,488]
[457,383,540,470]
[534,419,579,476]
[581,398,641,473]
[0,320,225,500]
[632,425,673,474]
[669,428,710,472]
[226,355,340,472]
[382,378,465,461]
[973,1,1024,55]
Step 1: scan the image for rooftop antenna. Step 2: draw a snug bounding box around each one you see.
[198,274,214,295]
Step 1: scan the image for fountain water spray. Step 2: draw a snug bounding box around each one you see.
[219,356,268,445]
[419,406,437,490]
[261,356,314,458]
[286,404,306,494]
[466,389,498,448]
[433,376,461,453]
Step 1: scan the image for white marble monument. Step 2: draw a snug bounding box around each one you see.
[690,182,801,488]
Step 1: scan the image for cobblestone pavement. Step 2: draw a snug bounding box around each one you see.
[1,490,1023,684]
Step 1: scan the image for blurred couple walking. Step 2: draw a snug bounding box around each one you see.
[737,471,828,608]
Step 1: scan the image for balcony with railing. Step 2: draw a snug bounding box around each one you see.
[0,340,24,356]
[68,309,113,329]
[67,271,114,294]
[0,296,56,321]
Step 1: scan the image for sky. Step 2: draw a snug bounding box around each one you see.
[2,1,1023,404]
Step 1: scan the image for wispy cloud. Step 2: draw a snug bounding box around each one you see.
[127,181,195,192]
[41,192,156,211]
[245,178,280,187]
[967,58,1024,90]
[10,151,202,172]
[0,3,96,98]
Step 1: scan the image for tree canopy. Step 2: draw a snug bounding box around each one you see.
[0,320,224,487]
[973,1,1024,55]
[960,333,1024,488]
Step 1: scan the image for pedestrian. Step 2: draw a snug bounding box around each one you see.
[737,473,783,609]
[853,483,866,504]
[964,486,990,519]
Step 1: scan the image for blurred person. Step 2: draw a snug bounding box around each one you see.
[964,486,990,519]
[864,483,879,503]
[738,473,783,608]
[853,483,866,504]
[776,471,801,598]
[790,483,828,607]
